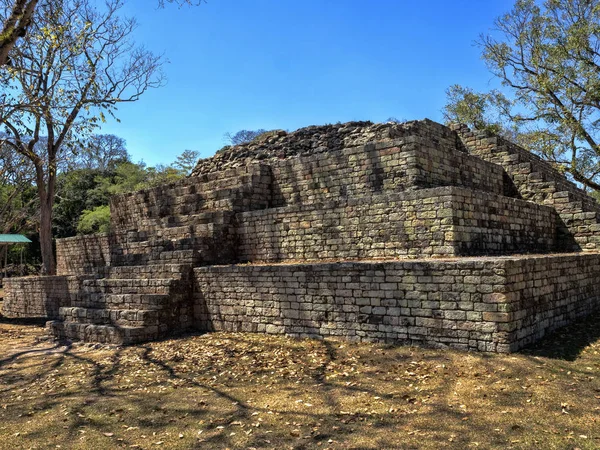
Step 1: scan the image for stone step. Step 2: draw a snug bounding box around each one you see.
[516,161,534,174]
[113,228,221,255]
[49,320,163,345]
[103,264,190,280]
[135,210,235,232]
[190,165,268,185]
[59,306,160,327]
[112,249,198,266]
[112,239,176,255]
[186,174,257,195]
[457,128,600,252]
[82,278,177,295]
[72,293,172,310]
[528,171,545,182]
[154,224,217,239]
[141,184,249,216]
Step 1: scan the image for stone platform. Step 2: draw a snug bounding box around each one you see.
[4,119,600,352]
[194,254,600,353]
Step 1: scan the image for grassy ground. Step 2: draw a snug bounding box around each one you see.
[0,315,599,450]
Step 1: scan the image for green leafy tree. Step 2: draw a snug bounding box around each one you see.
[77,205,110,235]
[446,0,600,191]
[53,167,105,238]
[0,140,37,234]
[442,85,515,136]
[172,149,200,175]
[54,157,188,239]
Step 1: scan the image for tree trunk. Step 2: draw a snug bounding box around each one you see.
[0,0,38,67]
[35,159,56,276]
[38,193,55,275]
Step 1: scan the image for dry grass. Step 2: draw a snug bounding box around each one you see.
[0,315,599,450]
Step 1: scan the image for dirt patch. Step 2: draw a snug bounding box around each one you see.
[0,313,599,449]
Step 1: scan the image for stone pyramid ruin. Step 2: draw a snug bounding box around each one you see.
[4,119,600,352]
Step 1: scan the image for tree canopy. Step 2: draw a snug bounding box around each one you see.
[444,0,600,191]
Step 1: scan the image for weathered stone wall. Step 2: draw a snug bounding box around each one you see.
[192,119,465,176]
[56,234,112,275]
[503,254,600,350]
[451,124,600,251]
[237,187,557,261]
[193,254,600,353]
[7,119,600,352]
[56,218,239,276]
[269,139,504,207]
[2,275,89,319]
[193,260,511,352]
[110,164,272,234]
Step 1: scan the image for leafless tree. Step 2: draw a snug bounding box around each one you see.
[73,134,129,171]
[0,0,164,274]
[224,129,268,146]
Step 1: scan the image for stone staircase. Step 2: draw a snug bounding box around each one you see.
[48,164,272,344]
[452,124,600,251]
[110,163,271,233]
[49,262,194,344]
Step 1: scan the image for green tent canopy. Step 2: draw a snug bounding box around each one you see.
[0,234,32,278]
[0,234,32,243]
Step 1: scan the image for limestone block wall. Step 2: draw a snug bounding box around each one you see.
[193,260,512,352]
[110,164,272,234]
[236,187,557,262]
[453,125,587,202]
[269,138,505,207]
[2,275,89,319]
[56,216,239,276]
[193,254,600,353]
[451,124,600,251]
[56,234,112,275]
[191,119,468,176]
[502,254,600,350]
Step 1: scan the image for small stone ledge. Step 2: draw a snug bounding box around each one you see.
[2,275,92,320]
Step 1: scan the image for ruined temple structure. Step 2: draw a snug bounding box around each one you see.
[5,119,600,352]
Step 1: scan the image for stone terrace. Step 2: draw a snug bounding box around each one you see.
[4,119,600,352]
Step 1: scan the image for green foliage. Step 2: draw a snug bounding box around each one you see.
[172,149,200,175]
[443,86,506,134]
[76,205,110,235]
[53,150,192,238]
[448,0,600,191]
[53,168,106,238]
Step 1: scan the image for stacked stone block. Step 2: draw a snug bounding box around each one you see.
[269,138,504,207]
[4,119,600,352]
[451,124,600,251]
[2,276,89,319]
[193,253,600,353]
[49,263,194,344]
[110,164,272,233]
[238,187,556,262]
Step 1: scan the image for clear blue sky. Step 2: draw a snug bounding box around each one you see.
[99,0,514,167]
